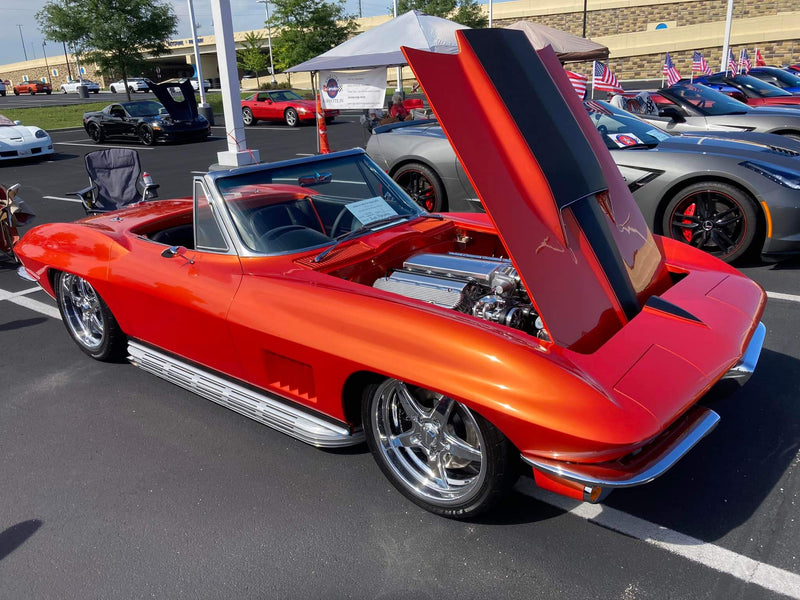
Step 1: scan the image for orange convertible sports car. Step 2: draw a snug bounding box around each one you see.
[16,30,766,518]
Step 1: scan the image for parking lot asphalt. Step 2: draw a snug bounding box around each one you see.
[1,118,799,599]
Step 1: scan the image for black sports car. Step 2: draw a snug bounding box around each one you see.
[82,79,210,146]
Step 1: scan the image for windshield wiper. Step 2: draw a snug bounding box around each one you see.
[314,214,412,263]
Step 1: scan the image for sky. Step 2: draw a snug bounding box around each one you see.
[0,0,395,67]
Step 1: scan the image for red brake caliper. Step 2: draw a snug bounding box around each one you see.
[682,203,696,242]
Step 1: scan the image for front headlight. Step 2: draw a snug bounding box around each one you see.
[35,129,48,139]
[297,107,309,114]
[741,161,800,190]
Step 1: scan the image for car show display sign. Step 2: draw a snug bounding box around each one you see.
[319,68,386,109]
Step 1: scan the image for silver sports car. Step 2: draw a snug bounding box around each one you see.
[366,102,800,262]
[640,83,800,139]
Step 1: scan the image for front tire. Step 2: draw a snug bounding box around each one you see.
[87,122,105,143]
[138,125,156,146]
[661,181,758,263]
[242,107,257,126]
[55,272,126,361]
[362,379,518,519]
[393,162,446,212]
[284,108,299,127]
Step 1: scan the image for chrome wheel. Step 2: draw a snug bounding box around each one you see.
[58,273,105,351]
[370,380,488,506]
[242,107,255,126]
[285,108,299,127]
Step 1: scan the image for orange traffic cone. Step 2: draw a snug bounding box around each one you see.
[316,93,330,154]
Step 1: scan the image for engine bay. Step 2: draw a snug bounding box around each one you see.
[372,251,547,339]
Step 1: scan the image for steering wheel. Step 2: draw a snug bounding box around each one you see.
[330,208,355,238]
[256,224,310,249]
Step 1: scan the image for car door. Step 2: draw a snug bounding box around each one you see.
[108,180,245,378]
[251,92,272,120]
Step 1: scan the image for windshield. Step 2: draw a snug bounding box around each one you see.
[715,74,793,97]
[754,68,800,88]
[661,83,750,115]
[123,101,165,117]
[214,153,425,254]
[270,90,304,102]
[585,102,670,149]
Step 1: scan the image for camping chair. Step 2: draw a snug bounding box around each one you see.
[69,148,159,215]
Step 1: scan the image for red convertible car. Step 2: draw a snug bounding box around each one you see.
[15,30,765,518]
[240,90,338,127]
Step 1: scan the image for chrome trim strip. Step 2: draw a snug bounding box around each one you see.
[521,409,720,489]
[127,341,363,448]
[16,265,36,282]
[721,321,766,386]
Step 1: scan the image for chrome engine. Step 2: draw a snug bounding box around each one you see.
[373,252,543,335]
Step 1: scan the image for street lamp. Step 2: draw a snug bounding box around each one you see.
[42,41,50,83]
[256,0,277,84]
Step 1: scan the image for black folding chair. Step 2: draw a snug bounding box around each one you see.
[69,148,159,215]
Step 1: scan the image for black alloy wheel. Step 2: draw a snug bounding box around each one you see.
[87,122,105,143]
[393,162,446,212]
[662,181,758,263]
[138,126,156,146]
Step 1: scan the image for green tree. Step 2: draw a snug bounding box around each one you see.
[270,0,357,71]
[395,0,487,28]
[237,32,271,87]
[37,0,178,101]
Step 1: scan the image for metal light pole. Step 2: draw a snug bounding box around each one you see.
[187,0,209,109]
[17,25,28,61]
[582,0,588,38]
[42,41,50,83]
[393,0,401,93]
[489,0,493,28]
[63,42,73,80]
[256,0,277,84]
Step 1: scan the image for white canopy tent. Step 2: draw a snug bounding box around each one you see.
[285,10,469,73]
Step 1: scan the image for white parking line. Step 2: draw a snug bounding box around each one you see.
[520,483,800,599]
[767,291,800,303]
[55,142,155,150]
[1,281,798,596]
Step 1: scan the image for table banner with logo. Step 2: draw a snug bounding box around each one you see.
[319,68,387,109]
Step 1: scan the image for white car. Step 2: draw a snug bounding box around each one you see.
[190,78,211,91]
[60,80,100,94]
[0,114,54,161]
[109,78,149,93]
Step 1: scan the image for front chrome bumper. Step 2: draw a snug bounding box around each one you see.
[522,406,720,491]
[522,321,766,497]
[720,321,766,387]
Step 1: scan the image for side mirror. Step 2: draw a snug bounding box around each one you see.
[14,120,22,126]
[161,245,193,264]
[658,106,686,123]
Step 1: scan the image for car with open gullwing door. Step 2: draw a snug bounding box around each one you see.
[14,29,766,519]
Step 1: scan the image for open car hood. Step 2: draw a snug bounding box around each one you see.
[403,30,671,351]
[147,79,199,121]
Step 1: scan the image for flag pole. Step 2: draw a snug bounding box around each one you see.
[660,54,665,88]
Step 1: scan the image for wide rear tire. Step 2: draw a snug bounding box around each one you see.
[393,162,446,212]
[55,272,126,362]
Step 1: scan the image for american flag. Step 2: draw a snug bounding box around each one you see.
[584,99,613,116]
[727,49,738,76]
[565,70,588,100]
[662,52,681,86]
[755,48,767,67]
[739,49,752,74]
[692,51,713,75]
[592,62,624,94]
